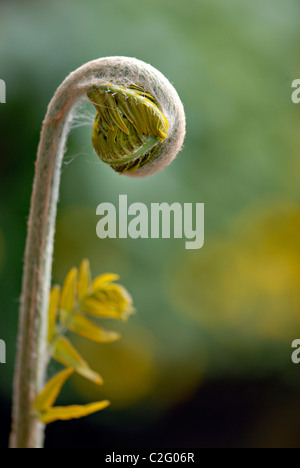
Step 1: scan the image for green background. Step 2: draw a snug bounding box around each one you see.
[1,0,300,448]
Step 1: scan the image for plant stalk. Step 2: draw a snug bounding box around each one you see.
[9,107,77,448]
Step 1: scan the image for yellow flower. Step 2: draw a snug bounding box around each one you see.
[51,260,135,339]
[39,259,135,424]
[34,368,109,424]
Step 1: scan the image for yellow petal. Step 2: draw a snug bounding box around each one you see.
[105,284,133,307]
[40,401,110,424]
[53,336,103,385]
[60,267,77,323]
[68,312,120,343]
[35,368,74,413]
[81,296,125,319]
[82,284,135,321]
[77,259,91,301]
[92,274,120,292]
[48,285,60,343]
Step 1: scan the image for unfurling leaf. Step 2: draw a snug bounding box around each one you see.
[77,259,91,301]
[35,368,74,413]
[40,401,110,424]
[60,267,77,323]
[48,286,60,342]
[53,336,103,385]
[68,312,120,343]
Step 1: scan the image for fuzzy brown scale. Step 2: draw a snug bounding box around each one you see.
[87,84,169,174]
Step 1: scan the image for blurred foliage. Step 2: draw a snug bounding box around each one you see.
[168,204,300,371]
[0,229,5,276]
[0,0,300,446]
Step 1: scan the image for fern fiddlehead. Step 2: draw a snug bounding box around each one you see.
[10,57,186,448]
